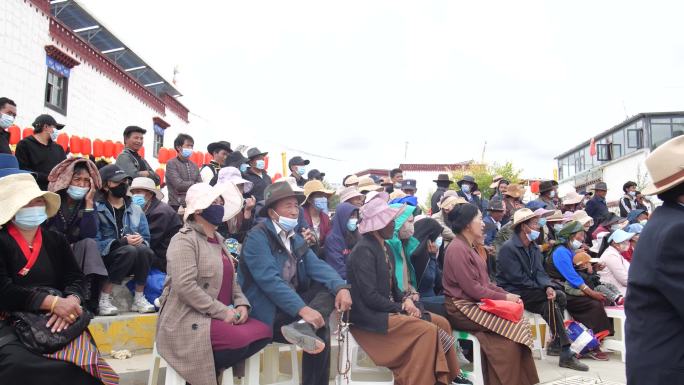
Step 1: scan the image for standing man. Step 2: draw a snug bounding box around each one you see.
[15,114,66,190]
[619,181,638,217]
[289,155,310,187]
[385,167,403,194]
[0,97,17,154]
[584,182,609,225]
[166,133,202,212]
[431,174,451,214]
[115,126,160,185]
[242,147,272,202]
[307,169,325,182]
[456,175,483,211]
[200,141,231,185]
[533,180,557,210]
[626,135,684,384]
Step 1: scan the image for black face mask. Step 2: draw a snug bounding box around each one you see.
[109,182,129,198]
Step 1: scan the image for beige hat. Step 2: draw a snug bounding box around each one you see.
[303,180,334,203]
[439,195,467,210]
[338,186,364,203]
[489,175,504,189]
[546,210,566,223]
[357,176,383,193]
[389,190,407,201]
[512,208,537,226]
[183,182,244,222]
[0,174,61,226]
[562,191,583,205]
[504,184,525,198]
[130,177,164,200]
[642,135,684,195]
[571,210,594,227]
[343,174,360,187]
[283,176,304,193]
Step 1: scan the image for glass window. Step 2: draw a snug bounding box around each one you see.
[651,118,671,124]
[627,129,643,149]
[152,123,165,158]
[612,130,625,158]
[584,146,593,169]
[651,123,672,149]
[597,143,612,161]
[636,119,643,129]
[45,69,68,114]
[673,123,684,138]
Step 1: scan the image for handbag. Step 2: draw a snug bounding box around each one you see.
[11,287,93,354]
[478,298,524,323]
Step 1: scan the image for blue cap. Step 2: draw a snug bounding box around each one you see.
[0,154,30,179]
[626,223,644,234]
[525,200,546,211]
[627,209,646,224]
[608,229,636,244]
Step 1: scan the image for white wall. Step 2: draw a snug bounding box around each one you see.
[601,150,649,202]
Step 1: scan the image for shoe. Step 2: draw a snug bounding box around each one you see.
[281,321,325,354]
[452,373,473,384]
[97,293,119,316]
[559,355,589,371]
[131,293,156,313]
[615,296,625,306]
[546,338,561,356]
[585,350,610,361]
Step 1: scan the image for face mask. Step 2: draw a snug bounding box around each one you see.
[50,130,59,142]
[571,239,583,250]
[553,224,563,233]
[526,229,540,242]
[538,218,547,227]
[273,210,298,232]
[13,206,48,230]
[131,194,147,207]
[239,163,248,173]
[394,182,402,189]
[296,166,306,176]
[398,221,415,239]
[617,242,630,252]
[346,218,358,232]
[461,184,471,194]
[0,114,14,129]
[434,236,443,248]
[109,182,129,198]
[67,185,89,201]
[628,191,636,197]
[255,159,266,170]
[313,197,328,212]
[181,148,193,158]
[200,204,225,226]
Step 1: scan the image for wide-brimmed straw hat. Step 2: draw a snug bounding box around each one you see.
[217,167,253,194]
[439,195,467,210]
[512,208,537,226]
[571,210,594,227]
[130,177,164,200]
[642,135,684,195]
[184,182,243,222]
[0,173,61,226]
[260,180,306,217]
[504,184,524,198]
[303,180,334,203]
[357,176,383,193]
[546,210,567,223]
[533,208,555,218]
[343,175,360,187]
[338,186,364,203]
[358,197,406,234]
[562,191,584,205]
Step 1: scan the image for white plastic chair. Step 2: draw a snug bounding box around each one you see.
[453,331,484,385]
[524,310,547,360]
[260,342,300,385]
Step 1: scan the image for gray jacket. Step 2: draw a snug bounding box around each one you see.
[115,148,160,185]
[165,156,202,207]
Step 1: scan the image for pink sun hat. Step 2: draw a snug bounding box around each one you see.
[358,196,406,234]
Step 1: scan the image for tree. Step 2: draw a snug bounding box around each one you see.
[451,161,523,199]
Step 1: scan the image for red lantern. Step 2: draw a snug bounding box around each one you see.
[531,180,540,194]
[103,140,114,158]
[22,127,33,139]
[204,152,212,164]
[8,125,20,145]
[93,139,104,158]
[56,133,69,152]
[272,172,282,182]
[157,147,169,164]
[156,168,165,187]
[139,146,145,159]
[114,141,124,157]
[264,156,269,170]
[69,135,82,155]
[81,137,92,156]
[168,148,177,159]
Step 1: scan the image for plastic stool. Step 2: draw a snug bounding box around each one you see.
[453,331,484,385]
[524,310,546,360]
[261,343,300,385]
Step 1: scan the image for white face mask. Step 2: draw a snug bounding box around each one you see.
[0,113,14,129]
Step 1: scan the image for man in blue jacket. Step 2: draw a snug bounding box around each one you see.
[238,181,352,385]
[584,182,609,225]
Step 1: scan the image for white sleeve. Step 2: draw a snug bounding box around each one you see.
[200,166,214,183]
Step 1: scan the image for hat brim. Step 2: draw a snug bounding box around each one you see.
[359,185,383,193]
[259,192,306,218]
[108,174,132,183]
[55,123,65,130]
[248,152,268,160]
[642,177,684,195]
[184,182,244,222]
[358,204,407,234]
[207,143,231,154]
[0,174,61,225]
[305,188,335,202]
[513,213,537,226]
[457,179,479,189]
[129,185,164,201]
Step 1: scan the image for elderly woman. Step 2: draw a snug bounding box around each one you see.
[302,180,335,247]
[157,182,271,385]
[548,221,613,360]
[443,203,538,385]
[597,229,634,296]
[324,202,360,279]
[0,170,116,385]
[347,196,469,385]
[216,167,257,243]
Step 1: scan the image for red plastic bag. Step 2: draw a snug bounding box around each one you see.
[479,298,524,323]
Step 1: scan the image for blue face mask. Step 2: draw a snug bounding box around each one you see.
[461,184,471,194]
[297,166,306,176]
[255,159,266,170]
[434,236,444,248]
[50,129,59,142]
[131,194,146,207]
[239,163,249,173]
[346,218,358,232]
[628,191,636,197]
[67,185,89,201]
[13,206,48,230]
[571,239,583,250]
[527,229,540,242]
[313,197,328,212]
[181,148,193,158]
[0,113,14,129]
[273,210,298,232]
[200,204,225,226]
[538,218,548,227]
[549,191,556,199]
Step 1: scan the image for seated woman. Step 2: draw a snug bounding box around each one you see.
[46,158,109,310]
[0,171,116,385]
[597,229,634,296]
[386,203,419,295]
[410,217,445,315]
[347,196,469,385]
[547,221,613,360]
[442,203,539,385]
[302,180,334,247]
[216,167,257,243]
[324,201,360,279]
[156,182,271,385]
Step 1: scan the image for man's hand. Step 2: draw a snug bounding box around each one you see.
[298,306,325,329]
[335,289,352,312]
[546,287,556,300]
[402,298,421,318]
[301,228,317,246]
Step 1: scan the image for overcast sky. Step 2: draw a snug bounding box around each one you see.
[81,0,684,183]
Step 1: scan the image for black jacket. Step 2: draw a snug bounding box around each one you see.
[457,191,484,212]
[14,136,66,190]
[496,233,553,293]
[347,234,404,334]
[626,201,684,384]
[430,187,447,214]
[144,197,182,271]
[242,169,272,202]
[0,130,11,154]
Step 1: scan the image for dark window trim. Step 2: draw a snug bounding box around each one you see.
[627,129,643,149]
[153,131,163,158]
[596,143,612,161]
[44,68,68,115]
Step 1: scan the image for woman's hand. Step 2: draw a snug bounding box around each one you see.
[52,296,83,322]
[505,293,522,303]
[587,289,606,303]
[46,313,70,333]
[85,178,96,208]
[402,298,421,318]
[427,240,438,254]
[224,308,238,324]
[234,305,249,325]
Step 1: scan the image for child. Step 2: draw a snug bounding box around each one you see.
[564,252,625,306]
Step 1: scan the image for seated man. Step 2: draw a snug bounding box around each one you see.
[238,181,352,385]
[129,177,182,272]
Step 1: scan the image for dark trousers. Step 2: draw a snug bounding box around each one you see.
[514,288,571,346]
[103,244,153,285]
[273,283,335,385]
[213,338,270,375]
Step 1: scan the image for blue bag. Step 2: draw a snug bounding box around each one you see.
[126,268,166,307]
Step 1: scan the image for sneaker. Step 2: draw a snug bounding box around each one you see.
[615,296,625,306]
[585,350,609,361]
[131,293,156,313]
[452,373,473,384]
[559,355,590,371]
[280,321,325,354]
[98,293,119,316]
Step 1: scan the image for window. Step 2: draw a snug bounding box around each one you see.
[153,124,164,158]
[627,129,643,149]
[597,143,612,161]
[651,123,672,149]
[45,69,68,113]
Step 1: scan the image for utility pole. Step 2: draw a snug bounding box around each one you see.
[481,141,487,163]
[404,141,409,161]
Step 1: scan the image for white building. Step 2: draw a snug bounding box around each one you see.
[0,0,191,169]
[554,111,684,204]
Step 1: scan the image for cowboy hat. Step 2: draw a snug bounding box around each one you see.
[260,180,306,217]
[538,180,555,194]
[303,180,334,203]
[546,210,567,223]
[504,184,524,198]
[358,197,406,234]
[246,147,268,160]
[434,174,451,183]
[338,186,364,203]
[512,208,537,226]
[357,176,383,193]
[217,167,253,194]
[207,141,231,154]
[562,191,584,205]
[642,135,684,195]
[439,195,467,210]
[456,175,478,190]
[184,181,243,222]
[129,177,164,200]
[592,182,608,191]
[0,174,61,226]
